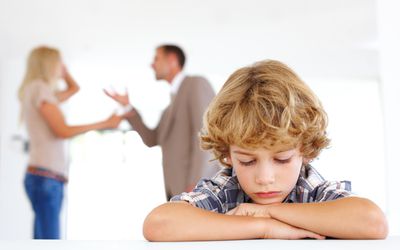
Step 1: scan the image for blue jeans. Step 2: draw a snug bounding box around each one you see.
[24,173,64,239]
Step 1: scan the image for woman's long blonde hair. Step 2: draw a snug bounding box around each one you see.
[18,46,61,102]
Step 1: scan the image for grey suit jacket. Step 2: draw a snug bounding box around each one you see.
[127,76,219,198]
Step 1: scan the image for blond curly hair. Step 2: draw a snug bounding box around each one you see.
[201,60,330,167]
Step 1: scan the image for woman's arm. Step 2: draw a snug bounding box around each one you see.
[143,201,324,241]
[55,66,80,102]
[39,101,121,138]
[230,197,388,239]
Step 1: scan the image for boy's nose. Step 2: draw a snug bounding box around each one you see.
[255,165,275,185]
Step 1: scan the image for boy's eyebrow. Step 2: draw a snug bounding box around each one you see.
[274,148,296,154]
[232,150,255,156]
[232,148,296,155]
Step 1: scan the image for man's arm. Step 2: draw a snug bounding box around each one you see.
[125,109,159,147]
[143,201,324,241]
[104,89,158,147]
[230,197,388,239]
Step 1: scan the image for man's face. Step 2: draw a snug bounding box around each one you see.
[151,48,170,80]
[227,145,303,205]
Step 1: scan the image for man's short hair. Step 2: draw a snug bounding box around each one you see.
[159,44,186,68]
[201,60,330,167]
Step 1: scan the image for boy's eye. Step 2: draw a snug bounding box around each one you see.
[274,158,291,164]
[239,160,256,166]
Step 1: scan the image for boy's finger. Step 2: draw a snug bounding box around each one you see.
[304,230,325,240]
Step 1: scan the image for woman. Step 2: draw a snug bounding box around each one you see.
[18,46,122,239]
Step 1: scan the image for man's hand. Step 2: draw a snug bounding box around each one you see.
[263,218,325,240]
[104,88,130,106]
[227,203,273,218]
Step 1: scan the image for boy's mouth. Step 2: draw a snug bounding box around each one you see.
[255,191,282,198]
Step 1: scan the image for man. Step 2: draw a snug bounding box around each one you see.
[105,45,218,200]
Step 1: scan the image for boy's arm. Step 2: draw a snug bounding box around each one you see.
[231,197,388,239]
[269,197,388,239]
[143,201,324,241]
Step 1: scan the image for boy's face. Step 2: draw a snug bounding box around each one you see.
[227,145,303,205]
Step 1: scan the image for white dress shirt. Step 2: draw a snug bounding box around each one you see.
[170,71,186,97]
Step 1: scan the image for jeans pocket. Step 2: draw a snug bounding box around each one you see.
[41,178,64,202]
[24,173,64,206]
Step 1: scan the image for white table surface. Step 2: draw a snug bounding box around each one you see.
[1,237,399,250]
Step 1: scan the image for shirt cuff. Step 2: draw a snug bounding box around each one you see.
[116,104,133,115]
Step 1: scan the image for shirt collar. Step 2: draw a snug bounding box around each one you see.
[283,164,318,203]
[170,71,186,95]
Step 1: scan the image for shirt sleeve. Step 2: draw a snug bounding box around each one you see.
[170,168,238,213]
[170,179,226,213]
[312,180,353,202]
[34,83,58,108]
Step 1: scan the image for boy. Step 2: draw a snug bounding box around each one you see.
[143,60,388,241]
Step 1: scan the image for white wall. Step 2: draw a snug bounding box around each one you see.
[0,0,392,240]
[377,0,400,236]
[0,59,32,239]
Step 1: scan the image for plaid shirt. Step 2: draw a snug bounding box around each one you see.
[171,164,352,214]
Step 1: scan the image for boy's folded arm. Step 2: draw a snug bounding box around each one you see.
[267,196,388,239]
[143,201,323,241]
[143,201,266,241]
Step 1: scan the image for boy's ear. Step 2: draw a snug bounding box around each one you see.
[303,158,311,165]
[225,156,233,166]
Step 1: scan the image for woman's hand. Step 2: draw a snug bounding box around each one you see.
[61,63,69,79]
[55,63,80,102]
[104,114,123,129]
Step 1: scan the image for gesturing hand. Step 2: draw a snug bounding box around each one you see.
[61,63,68,79]
[104,88,130,106]
[227,203,272,218]
[105,114,123,129]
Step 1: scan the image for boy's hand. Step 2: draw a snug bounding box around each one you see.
[227,203,272,218]
[228,204,325,239]
[263,219,325,240]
